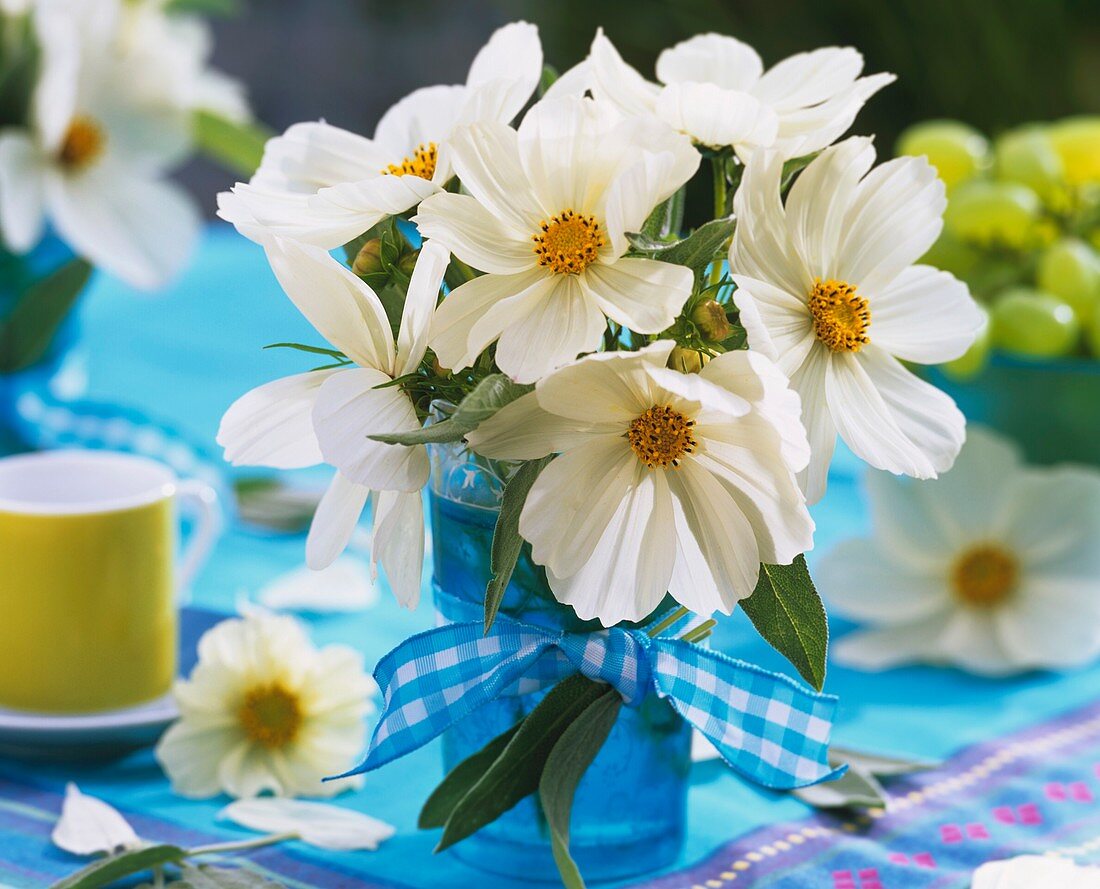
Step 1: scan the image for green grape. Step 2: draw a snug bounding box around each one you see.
[943,180,1043,249]
[919,234,983,280]
[942,303,990,379]
[991,288,1080,358]
[1087,303,1100,358]
[1048,116,1100,186]
[1036,238,1100,327]
[896,120,989,190]
[993,126,1065,203]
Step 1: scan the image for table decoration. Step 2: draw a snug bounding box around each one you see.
[820,426,1100,675]
[216,20,980,886]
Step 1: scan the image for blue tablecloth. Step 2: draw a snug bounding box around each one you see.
[2,225,1100,888]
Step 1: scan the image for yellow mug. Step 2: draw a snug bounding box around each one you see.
[0,450,220,713]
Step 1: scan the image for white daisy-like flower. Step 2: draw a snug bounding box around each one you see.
[819,428,1100,676]
[414,96,699,383]
[730,136,983,502]
[155,612,375,799]
[218,21,542,249]
[0,1,200,288]
[218,238,448,607]
[549,29,893,159]
[467,342,814,625]
[972,856,1100,889]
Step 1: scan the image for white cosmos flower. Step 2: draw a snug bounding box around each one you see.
[549,29,893,159]
[972,856,1100,889]
[155,612,376,799]
[218,238,448,607]
[0,1,200,288]
[467,342,814,625]
[730,136,983,502]
[414,96,699,384]
[820,428,1100,676]
[218,21,542,248]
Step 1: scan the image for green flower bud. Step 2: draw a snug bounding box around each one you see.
[668,345,708,374]
[352,238,384,277]
[397,250,419,277]
[691,299,732,341]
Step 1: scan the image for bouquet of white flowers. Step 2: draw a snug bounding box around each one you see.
[218,21,982,886]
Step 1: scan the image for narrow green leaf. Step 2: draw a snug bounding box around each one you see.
[192,110,272,178]
[173,864,286,889]
[539,689,622,889]
[419,723,522,829]
[164,0,240,14]
[370,374,532,445]
[0,258,92,373]
[262,342,346,359]
[48,844,187,889]
[485,456,551,632]
[780,152,821,193]
[792,764,888,810]
[537,64,560,97]
[740,555,828,690]
[436,674,608,852]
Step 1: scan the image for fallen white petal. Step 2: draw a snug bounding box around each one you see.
[971,854,1100,888]
[52,783,141,856]
[691,730,720,763]
[257,557,378,614]
[220,798,395,851]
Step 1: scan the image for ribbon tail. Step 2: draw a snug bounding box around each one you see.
[332,620,554,779]
[648,638,845,790]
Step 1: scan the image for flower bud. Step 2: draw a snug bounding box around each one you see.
[352,238,384,277]
[668,345,709,374]
[691,299,732,342]
[397,250,419,277]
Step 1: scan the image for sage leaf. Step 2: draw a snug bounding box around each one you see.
[48,844,187,889]
[370,374,532,446]
[626,216,736,282]
[436,674,609,852]
[0,257,92,373]
[52,784,140,857]
[192,110,270,177]
[740,555,828,690]
[171,864,285,889]
[484,456,551,632]
[831,746,938,777]
[792,764,888,810]
[539,689,622,889]
[419,723,522,829]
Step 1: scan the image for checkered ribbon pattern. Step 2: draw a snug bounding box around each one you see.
[344,617,843,790]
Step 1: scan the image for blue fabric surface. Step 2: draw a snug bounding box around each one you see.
[1,224,1099,887]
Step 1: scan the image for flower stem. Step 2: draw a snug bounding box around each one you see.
[709,157,729,287]
[187,831,299,857]
[647,605,690,638]
[681,618,717,644]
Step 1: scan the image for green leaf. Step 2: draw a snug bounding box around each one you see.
[262,342,347,359]
[639,190,684,240]
[0,258,93,373]
[419,723,522,829]
[484,456,551,632]
[164,0,240,14]
[537,64,560,97]
[436,674,609,852]
[740,555,828,690]
[171,864,285,889]
[792,764,888,810]
[539,689,622,889]
[49,844,187,889]
[370,374,532,446]
[830,746,938,777]
[780,152,821,193]
[192,110,272,178]
[627,216,736,281]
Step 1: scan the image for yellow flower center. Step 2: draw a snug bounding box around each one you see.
[238,683,303,748]
[808,278,870,352]
[383,142,437,180]
[627,405,697,469]
[532,209,605,275]
[951,544,1018,608]
[58,116,105,171]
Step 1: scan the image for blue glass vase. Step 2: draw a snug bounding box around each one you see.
[427,429,692,883]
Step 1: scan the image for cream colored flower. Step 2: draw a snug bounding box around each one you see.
[972,855,1100,888]
[467,342,813,625]
[155,612,375,799]
[820,428,1100,676]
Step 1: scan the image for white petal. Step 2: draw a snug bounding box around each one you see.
[154,721,238,799]
[587,29,661,119]
[788,344,836,504]
[251,121,387,195]
[752,47,864,110]
[972,857,1100,889]
[769,73,896,160]
[312,368,429,491]
[0,132,45,252]
[582,257,690,334]
[862,470,958,570]
[870,265,982,364]
[263,238,395,373]
[372,490,425,608]
[466,391,607,460]
[1001,466,1100,570]
[220,798,395,851]
[307,473,369,570]
[397,239,447,375]
[995,577,1100,671]
[464,21,542,125]
[412,191,534,274]
[729,275,814,373]
[656,82,777,151]
[52,784,140,856]
[217,371,335,469]
[831,612,953,671]
[308,173,440,249]
[30,4,79,150]
[373,84,466,157]
[258,557,377,614]
[936,609,1016,676]
[655,33,763,90]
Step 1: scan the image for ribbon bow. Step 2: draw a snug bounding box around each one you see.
[345,617,843,790]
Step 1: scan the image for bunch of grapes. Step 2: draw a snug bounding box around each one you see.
[896,117,1100,376]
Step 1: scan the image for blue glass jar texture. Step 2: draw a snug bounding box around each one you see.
[427,430,692,883]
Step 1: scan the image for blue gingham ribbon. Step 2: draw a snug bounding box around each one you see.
[344,617,844,790]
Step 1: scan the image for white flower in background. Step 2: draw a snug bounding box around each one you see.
[221,798,395,851]
[468,342,813,625]
[551,30,893,159]
[730,137,983,502]
[415,96,699,383]
[0,1,201,288]
[155,612,375,799]
[971,855,1100,888]
[52,784,140,856]
[258,556,378,614]
[820,428,1100,676]
[219,21,542,248]
[218,238,447,606]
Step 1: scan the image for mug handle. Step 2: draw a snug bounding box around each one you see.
[175,479,222,599]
